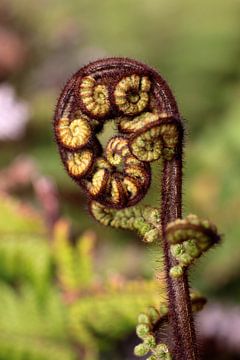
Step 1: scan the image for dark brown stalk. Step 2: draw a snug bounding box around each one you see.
[161,153,199,360]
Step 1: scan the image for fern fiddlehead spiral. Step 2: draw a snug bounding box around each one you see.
[54,58,220,360]
[54,58,181,210]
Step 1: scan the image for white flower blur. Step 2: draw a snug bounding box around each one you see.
[0,84,29,140]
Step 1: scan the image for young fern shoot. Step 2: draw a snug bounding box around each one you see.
[53,57,220,360]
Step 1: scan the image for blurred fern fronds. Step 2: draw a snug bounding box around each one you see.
[0,193,166,360]
[0,283,76,360]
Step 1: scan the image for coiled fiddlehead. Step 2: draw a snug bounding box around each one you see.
[167,215,220,278]
[54,58,220,360]
[54,58,182,210]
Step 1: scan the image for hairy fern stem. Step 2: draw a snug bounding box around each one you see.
[161,157,199,360]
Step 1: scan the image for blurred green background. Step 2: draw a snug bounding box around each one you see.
[0,0,240,359]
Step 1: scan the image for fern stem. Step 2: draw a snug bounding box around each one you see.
[161,154,199,360]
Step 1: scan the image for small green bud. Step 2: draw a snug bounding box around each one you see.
[143,228,159,243]
[134,343,150,357]
[169,265,183,278]
[178,253,192,266]
[154,343,172,359]
[136,323,150,339]
[144,334,156,348]
[143,207,160,225]
[147,306,160,323]
[138,313,150,325]
[134,219,152,237]
[183,240,201,258]
[170,244,184,257]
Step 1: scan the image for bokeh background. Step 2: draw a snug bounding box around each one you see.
[0,0,240,359]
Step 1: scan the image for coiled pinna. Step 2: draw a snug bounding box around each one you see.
[53,58,183,211]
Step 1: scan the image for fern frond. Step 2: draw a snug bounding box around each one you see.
[53,219,96,292]
[69,280,165,350]
[0,234,52,293]
[0,194,45,236]
[0,283,76,360]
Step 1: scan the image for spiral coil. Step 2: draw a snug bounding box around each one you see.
[54,58,183,210]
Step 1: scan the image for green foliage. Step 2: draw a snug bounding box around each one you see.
[0,195,52,293]
[69,281,163,349]
[0,196,45,236]
[0,194,166,359]
[0,234,51,293]
[53,219,96,291]
[0,285,75,360]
